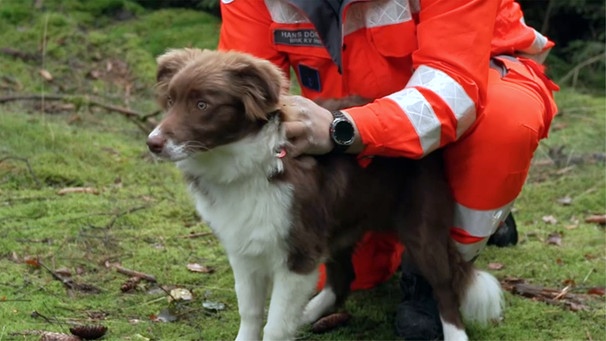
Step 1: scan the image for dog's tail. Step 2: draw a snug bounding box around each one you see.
[459,269,504,325]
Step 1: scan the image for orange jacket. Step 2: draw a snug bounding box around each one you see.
[219,0,554,160]
[218,0,555,290]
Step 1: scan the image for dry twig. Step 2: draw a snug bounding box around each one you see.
[0,94,159,133]
[109,263,157,283]
[0,47,41,63]
[38,261,101,294]
[105,205,148,228]
[181,231,213,239]
[501,277,589,311]
[558,53,605,87]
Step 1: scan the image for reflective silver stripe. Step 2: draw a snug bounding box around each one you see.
[387,88,441,154]
[344,0,412,35]
[454,239,488,262]
[407,65,476,138]
[518,17,549,54]
[521,28,549,54]
[265,0,309,24]
[265,0,414,37]
[454,201,514,238]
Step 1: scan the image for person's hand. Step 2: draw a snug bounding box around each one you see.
[280,95,334,157]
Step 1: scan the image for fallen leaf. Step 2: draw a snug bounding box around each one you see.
[169,288,192,302]
[57,187,99,195]
[584,253,596,260]
[87,69,102,79]
[76,266,86,275]
[546,232,562,246]
[568,302,589,312]
[24,256,40,268]
[585,214,606,225]
[202,301,226,312]
[186,263,214,273]
[55,267,72,278]
[151,308,177,322]
[542,215,558,225]
[39,332,81,341]
[488,262,504,270]
[556,196,572,206]
[587,287,605,296]
[564,224,579,230]
[39,69,53,81]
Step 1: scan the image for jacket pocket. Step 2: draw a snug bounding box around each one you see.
[367,21,418,58]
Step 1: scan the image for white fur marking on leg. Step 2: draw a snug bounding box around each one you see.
[301,287,337,325]
[231,257,268,341]
[441,316,469,341]
[263,269,318,341]
[460,270,504,324]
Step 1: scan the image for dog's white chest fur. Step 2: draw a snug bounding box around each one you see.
[176,122,293,263]
[174,127,317,340]
[190,176,293,259]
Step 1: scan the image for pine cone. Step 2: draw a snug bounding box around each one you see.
[120,276,142,292]
[311,312,351,333]
[69,325,108,340]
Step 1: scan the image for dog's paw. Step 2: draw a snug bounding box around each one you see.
[301,288,337,325]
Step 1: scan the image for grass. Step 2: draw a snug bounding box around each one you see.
[0,1,605,340]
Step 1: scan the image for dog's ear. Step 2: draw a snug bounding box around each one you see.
[229,57,287,121]
[155,48,205,105]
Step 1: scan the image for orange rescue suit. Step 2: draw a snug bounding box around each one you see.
[219,0,559,290]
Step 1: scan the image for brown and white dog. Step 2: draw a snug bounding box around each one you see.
[146,48,503,341]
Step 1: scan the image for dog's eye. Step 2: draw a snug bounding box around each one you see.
[166,96,174,107]
[197,101,208,110]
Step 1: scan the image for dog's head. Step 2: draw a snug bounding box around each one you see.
[147,48,288,161]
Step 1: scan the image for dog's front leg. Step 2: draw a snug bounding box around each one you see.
[302,245,355,325]
[263,267,318,341]
[230,257,269,341]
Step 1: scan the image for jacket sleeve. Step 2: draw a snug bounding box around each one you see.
[218,0,290,77]
[346,0,499,159]
[492,0,554,63]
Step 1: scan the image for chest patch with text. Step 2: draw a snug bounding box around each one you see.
[274,29,323,47]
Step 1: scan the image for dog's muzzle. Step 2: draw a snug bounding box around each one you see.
[147,129,166,155]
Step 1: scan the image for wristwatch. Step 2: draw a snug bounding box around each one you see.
[329,111,355,153]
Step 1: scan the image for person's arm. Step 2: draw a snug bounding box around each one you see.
[218,0,290,77]
[344,0,499,159]
[491,0,554,64]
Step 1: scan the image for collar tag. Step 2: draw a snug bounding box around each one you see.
[276,148,287,159]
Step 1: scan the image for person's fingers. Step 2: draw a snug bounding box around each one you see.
[283,121,308,139]
[285,138,307,158]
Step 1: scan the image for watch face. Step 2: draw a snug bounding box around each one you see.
[333,118,355,145]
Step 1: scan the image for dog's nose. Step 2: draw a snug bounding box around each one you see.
[147,134,166,154]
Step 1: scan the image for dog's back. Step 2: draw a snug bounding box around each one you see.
[274,150,448,270]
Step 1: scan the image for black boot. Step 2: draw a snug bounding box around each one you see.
[395,267,443,340]
[487,212,518,247]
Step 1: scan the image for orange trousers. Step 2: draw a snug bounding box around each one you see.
[317,57,559,290]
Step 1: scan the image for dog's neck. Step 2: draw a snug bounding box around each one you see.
[176,116,287,186]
